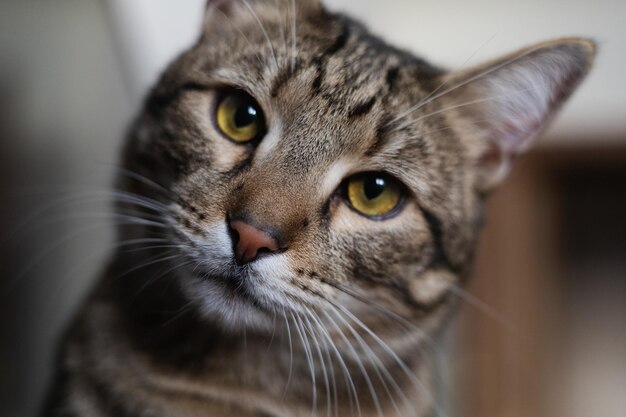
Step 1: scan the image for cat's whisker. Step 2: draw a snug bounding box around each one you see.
[290,310,318,417]
[110,194,171,215]
[5,209,165,249]
[122,243,185,254]
[400,118,492,143]
[281,311,295,397]
[43,237,176,315]
[242,324,248,352]
[71,211,170,229]
[390,45,548,127]
[273,0,287,61]
[116,210,170,224]
[305,307,361,417]
[306,309,339,417]
[51,248,179,308]
[321,309,382,417]
[290,0,297,72]
[327,306,412,417]
[131,259,195,301]
[2,188,170,247]
[325,282,415,331]
[114,167,178,201]
[160,299,196,328]
[331,303,448,417]
[1,192,111,244]
[116,237,171,246]
[447,283,519,335]
[321,280,443,354]
[111,217,170,232]
[394,87,537,132]
[401,32,499,126]
[101,188,171,211]
[9,218,169,288]
[319,256,520,341]
[110,251,182,284]
[302,312,332,417]
[241,0,279,71]
[267,309,278,351]
[328,280,452,407]
[328,307,403,417]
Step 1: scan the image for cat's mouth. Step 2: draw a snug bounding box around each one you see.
[191,264,272,311]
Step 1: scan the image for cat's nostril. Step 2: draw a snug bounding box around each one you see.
[256,247,273,255]
[229,219,280,265]
[228,224,241,245]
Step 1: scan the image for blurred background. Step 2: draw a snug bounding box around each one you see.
[0,1,624,416]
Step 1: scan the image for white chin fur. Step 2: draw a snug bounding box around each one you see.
[178,221,297,331]
[179,277,274,331]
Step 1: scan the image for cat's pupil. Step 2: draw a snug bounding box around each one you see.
[234,102,257,127]
[363,177,386,200]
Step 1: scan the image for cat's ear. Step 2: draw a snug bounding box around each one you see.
[202,0,241,32]
[441,38,596,191]
[203,0,321,33]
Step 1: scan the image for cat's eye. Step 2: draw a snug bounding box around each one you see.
[215,92,265,143]
[345,173,403,218]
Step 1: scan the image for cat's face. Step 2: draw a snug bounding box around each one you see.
[119,0,594,335]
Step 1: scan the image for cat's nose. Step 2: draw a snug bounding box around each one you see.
[229,219,280,265]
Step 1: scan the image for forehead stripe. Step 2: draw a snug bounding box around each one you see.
[420,208,460,273]
[346,96,377,119]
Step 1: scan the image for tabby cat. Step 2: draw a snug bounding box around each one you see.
[42,0,595,416]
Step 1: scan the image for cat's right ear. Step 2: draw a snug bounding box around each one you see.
[203,0,238,33]
[203,0,322,33]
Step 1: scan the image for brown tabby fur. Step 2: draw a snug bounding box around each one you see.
[42,1,595,416]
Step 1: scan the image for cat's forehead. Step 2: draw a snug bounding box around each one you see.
[191,11,442,116]
[156,7,452,185]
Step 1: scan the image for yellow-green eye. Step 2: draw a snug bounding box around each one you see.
[215,92,265,143]
[346,173,403,218]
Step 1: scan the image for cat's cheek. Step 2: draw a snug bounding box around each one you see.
[246,255,308,306]
[179,220,234,268]
[408,269,457,308]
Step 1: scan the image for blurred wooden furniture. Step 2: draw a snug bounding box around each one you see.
[455,144,626,417]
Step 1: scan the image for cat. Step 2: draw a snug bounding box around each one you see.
[42,0,595,416]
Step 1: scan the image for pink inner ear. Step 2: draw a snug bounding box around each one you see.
[462,41,595,190]
[479,51,589,162]
[478,142,502,168]
[499,113,543,155]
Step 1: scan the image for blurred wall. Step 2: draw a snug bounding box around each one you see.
[0,1,130,415]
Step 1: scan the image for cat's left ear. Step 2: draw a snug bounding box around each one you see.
[442,38,596,191]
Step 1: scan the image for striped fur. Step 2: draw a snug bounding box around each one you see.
[43,1,595,416]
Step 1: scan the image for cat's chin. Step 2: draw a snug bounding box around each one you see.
[172,237,302,331]
[175,265,282,332]
[179,276,267,332]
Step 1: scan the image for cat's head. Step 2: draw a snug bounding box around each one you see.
[119,0,595,334]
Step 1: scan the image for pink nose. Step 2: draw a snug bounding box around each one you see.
[229,220,280,264]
